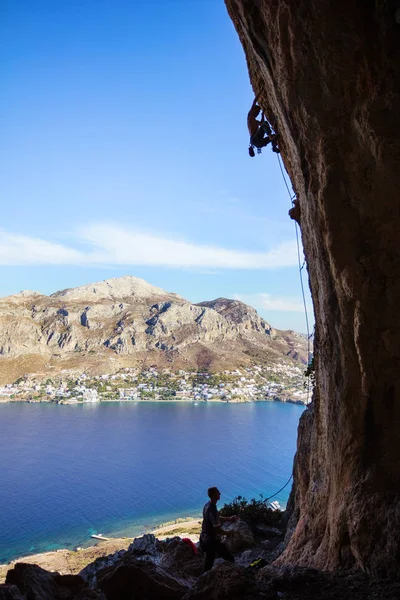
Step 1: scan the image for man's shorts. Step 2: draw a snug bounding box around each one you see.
[250,124,270,148]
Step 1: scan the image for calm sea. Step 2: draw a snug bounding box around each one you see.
[0,401,303,564]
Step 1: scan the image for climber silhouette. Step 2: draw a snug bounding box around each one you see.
[289,198,301,225]
[247,93,279,156]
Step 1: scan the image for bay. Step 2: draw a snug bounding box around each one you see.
[0,401,304,564]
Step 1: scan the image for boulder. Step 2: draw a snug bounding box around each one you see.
[182,563,261,600]
[5,563,104,599]
[160,538,203,579]
[128,533,162,558]
[253,524,284,540]
[80,550,126,589]
[81,535,201,593]
[223,520,254,553]
[97,558,189,600]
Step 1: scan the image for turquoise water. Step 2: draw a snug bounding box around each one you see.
[0,401,303,563]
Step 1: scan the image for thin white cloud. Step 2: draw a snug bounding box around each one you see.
[233,292,311,313]
[0,224,298,270]
[79,223,298,269]
[0,232,83,265]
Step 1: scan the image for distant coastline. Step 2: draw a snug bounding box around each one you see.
[0,396,307,406]
[0,365,310,406]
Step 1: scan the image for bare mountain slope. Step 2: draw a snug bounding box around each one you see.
[0,276,307,383]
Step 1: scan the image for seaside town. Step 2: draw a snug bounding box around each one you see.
[0,363,311,406]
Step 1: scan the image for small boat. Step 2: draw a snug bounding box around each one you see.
[269,500,281,511]
[91,533,109,541]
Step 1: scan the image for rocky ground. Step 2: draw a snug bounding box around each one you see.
[0,518,398,599]
[0,520,202,585]
[0,538,133,585]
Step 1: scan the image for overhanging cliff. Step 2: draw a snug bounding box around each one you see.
[225,0,400,577]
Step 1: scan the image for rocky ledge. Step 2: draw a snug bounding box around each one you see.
[1,518,398,600]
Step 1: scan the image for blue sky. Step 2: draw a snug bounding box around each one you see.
[1,0,313,332]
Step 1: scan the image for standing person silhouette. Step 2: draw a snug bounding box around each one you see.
[199,487,238,572]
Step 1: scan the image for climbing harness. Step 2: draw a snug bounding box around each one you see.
[250,121,280,156]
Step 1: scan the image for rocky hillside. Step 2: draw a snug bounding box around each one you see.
[0,276,308,383]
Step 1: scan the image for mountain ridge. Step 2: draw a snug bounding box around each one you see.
[0,276,308,384]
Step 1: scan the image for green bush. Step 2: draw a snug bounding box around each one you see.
[220,495,284,528]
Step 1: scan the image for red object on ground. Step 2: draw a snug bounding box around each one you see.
[182,537,198,554]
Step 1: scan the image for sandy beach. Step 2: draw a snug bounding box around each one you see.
[0,518,202,584]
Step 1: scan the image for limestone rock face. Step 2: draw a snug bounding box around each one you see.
[225,0,400,577]
[197,298,273,334]
[0,276,307,381]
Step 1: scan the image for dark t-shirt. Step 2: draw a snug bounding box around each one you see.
[200,500,220,543]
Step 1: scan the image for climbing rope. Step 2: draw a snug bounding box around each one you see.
[277,154,312,406]
[259,154,313,508]
[264,473,293,505]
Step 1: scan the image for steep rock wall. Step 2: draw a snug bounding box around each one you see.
[225,0,400,577]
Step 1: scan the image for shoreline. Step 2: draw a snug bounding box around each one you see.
[0,517,202,583]
[0,397,307,406]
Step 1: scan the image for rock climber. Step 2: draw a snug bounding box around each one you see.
[247,92,279,157]
[199,486,238,572]
[289,197,301,225]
